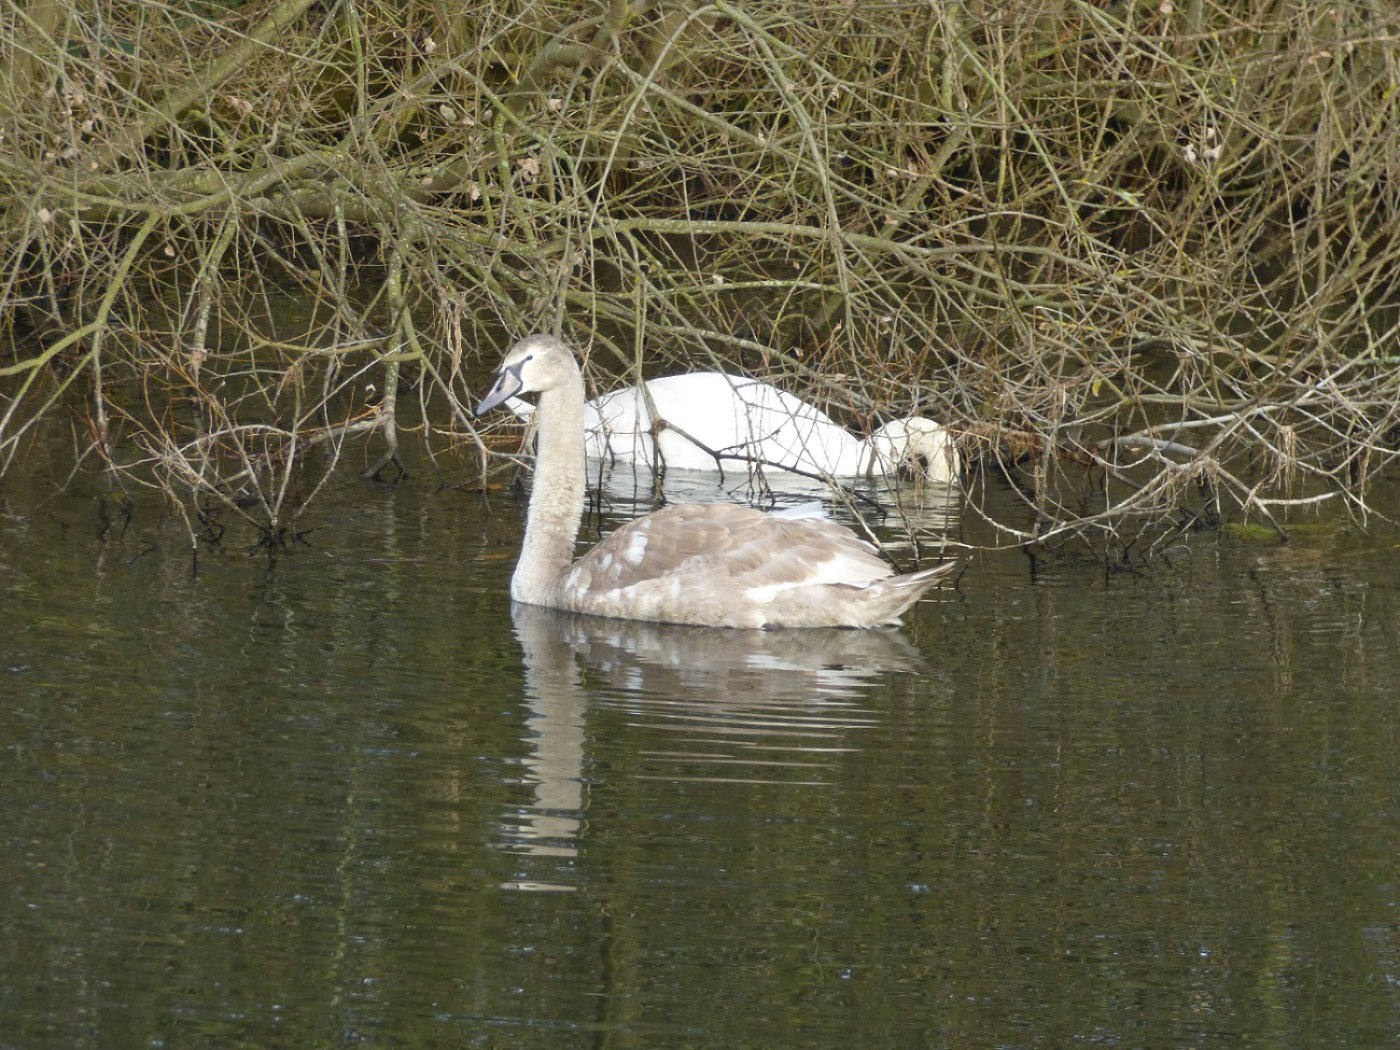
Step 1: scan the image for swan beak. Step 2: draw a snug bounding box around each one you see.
[475,363,524,415]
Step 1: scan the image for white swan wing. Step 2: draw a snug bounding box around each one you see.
[640,373,867,475]
[646,373,758,470]
[581,372,959,482]
[588,386,654,464]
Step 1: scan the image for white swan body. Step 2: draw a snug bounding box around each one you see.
[476,335,956,629]
[506,370,958,483]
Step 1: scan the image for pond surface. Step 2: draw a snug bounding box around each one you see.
[2,455,1398,1048]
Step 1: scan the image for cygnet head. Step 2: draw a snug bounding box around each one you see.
[475,334,576,415]
[869,417,959,482]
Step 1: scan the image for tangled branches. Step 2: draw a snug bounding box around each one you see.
[1,0,1398,555]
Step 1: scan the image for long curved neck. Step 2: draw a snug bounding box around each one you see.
[512,366,586,604]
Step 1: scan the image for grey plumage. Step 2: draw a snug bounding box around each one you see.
[475,334,956,628]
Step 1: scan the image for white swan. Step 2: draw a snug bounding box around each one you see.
[506,370,959,483]
[476,335,957,629]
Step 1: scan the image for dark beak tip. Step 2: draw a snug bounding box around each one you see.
[474,383,514,417]
[475,362,524,417]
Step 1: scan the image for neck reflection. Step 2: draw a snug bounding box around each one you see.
[499,603,929,890]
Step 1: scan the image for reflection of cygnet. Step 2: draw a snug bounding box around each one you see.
[506,370,959,483]
[499,603,933,871]
[518,602,926,703]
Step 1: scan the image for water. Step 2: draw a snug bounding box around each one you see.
[2,459,1398,1048]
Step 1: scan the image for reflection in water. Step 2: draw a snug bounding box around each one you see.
[525,604,924,703]
[500,605,924,888]
[587,459,963,538]
[501,601,587,888]
[4,459,1400,1047]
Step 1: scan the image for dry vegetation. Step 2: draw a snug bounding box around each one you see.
[2,0,1399,556]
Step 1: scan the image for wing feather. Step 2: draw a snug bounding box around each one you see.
[548,501,948,628]
[572,503,891,596]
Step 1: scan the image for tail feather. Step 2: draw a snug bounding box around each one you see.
[863,560,959,625]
